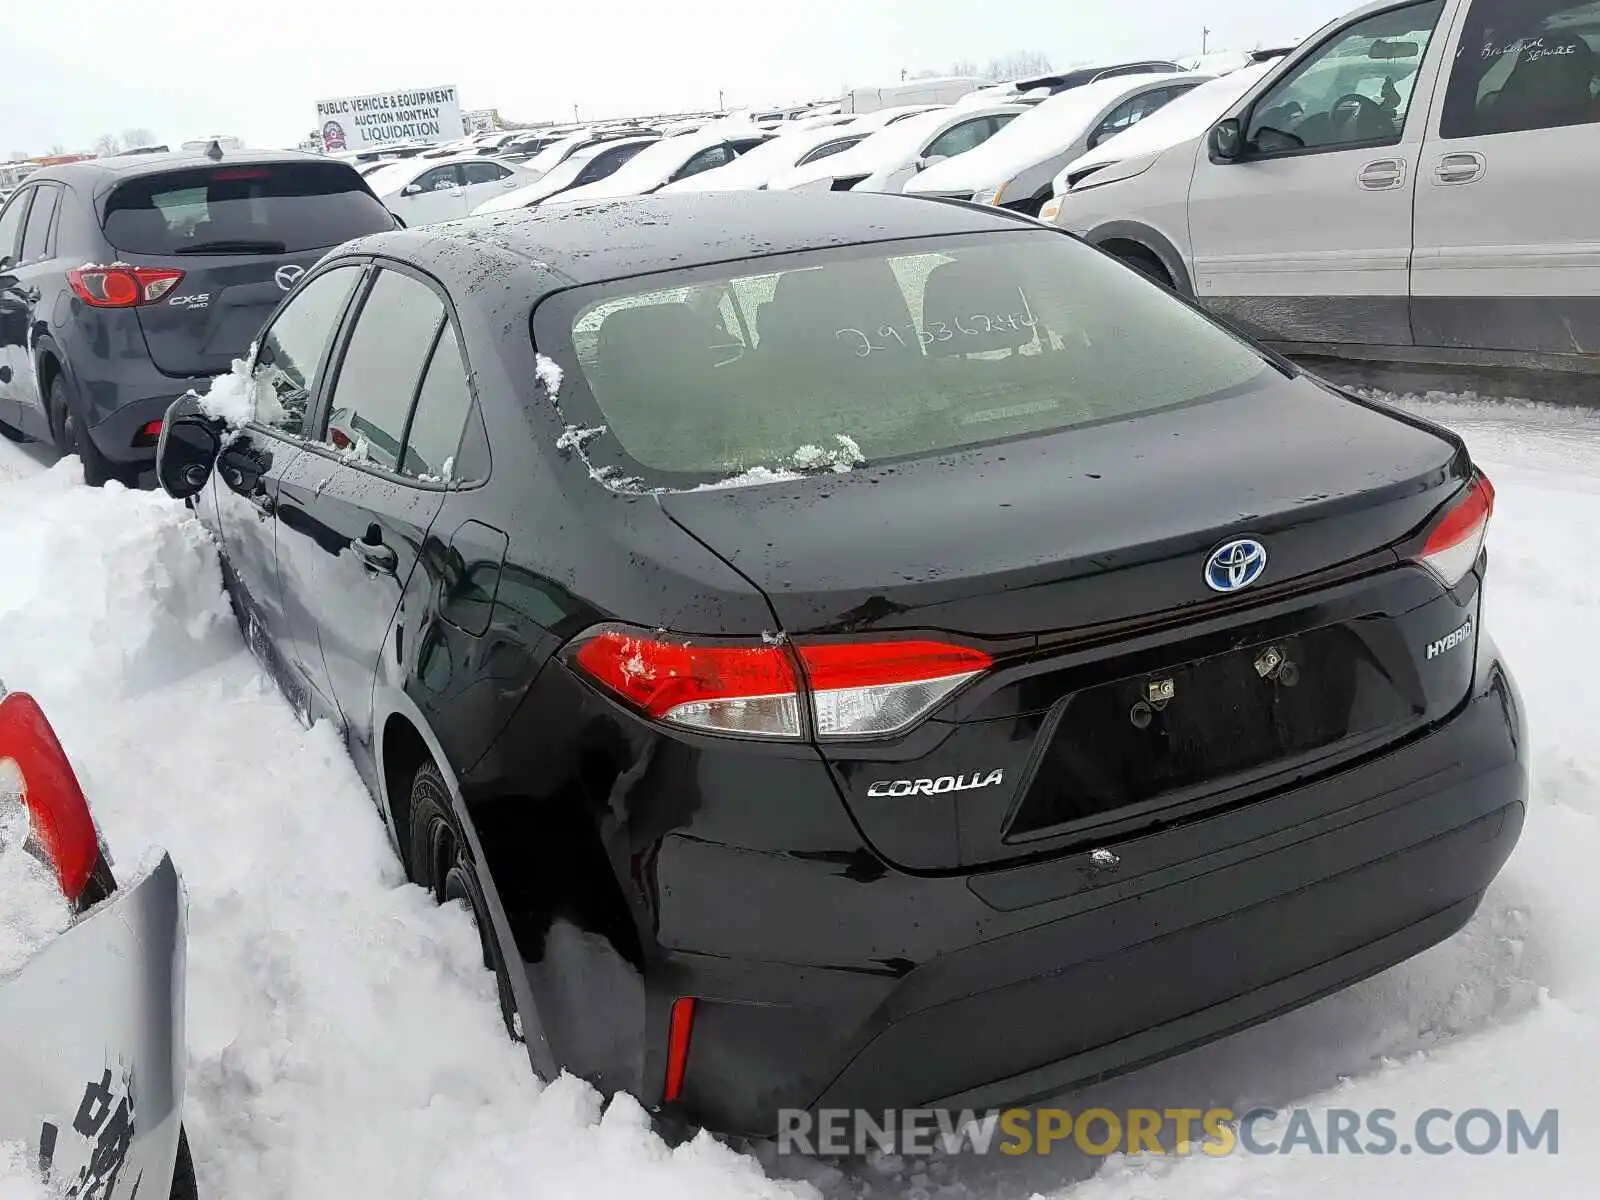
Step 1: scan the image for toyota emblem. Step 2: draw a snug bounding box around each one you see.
[274,264,306,292]
[1204,538,1268,593]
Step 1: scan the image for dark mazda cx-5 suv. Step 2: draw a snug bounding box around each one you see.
[153,191,1525,1138]
[0,146,395,484]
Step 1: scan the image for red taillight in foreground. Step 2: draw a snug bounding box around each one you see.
[569,629,991,740]
[67,266,185,308]
[664,996,696,1102]
[0,686,101,903]
[1416,471,1495,589]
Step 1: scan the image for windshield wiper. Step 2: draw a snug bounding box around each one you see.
[174,239,289,255]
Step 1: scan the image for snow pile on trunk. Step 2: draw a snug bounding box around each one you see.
[0,1142,49,1199]
[0,759,72,978]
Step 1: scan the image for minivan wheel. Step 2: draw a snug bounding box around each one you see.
[406,760,520,1041]
[1108,243,1175,290]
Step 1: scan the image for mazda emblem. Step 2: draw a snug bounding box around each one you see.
[1204,538,1268,593]
[274,264,306,292]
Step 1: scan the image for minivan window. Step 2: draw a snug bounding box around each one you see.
[539,231,1272,488]
[1440,0,1600,138]
[1246,0,1446,155]
[102,162,394,256]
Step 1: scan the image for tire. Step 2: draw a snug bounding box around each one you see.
[48,374,123,488]
[168,1126,198,1200]
[1108,243,1175,290]
[406,760,520,1041]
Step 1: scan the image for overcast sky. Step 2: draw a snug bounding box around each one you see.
[5,0,1350,155]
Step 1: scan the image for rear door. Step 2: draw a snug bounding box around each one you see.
[1411,0,1600,355]
[398,164,470,224]
[4,183,65,431]
[273,262,474,775]
[459,159,521,209]
[1185,0,1450,347]
[0,187,36,426]
[99,160,395,379]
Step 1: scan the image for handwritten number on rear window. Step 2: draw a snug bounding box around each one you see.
[835,290,1038,357]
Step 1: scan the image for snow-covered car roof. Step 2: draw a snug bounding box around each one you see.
[908,73,1208,194]
[474,136,660,212]
[774,103,1025,189]
[1057,60,1277,181]
[545,122,772,203]
[658,124,872,192]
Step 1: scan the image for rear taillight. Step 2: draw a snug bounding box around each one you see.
[567,629,991,740]
[0,686,102,904]
[67,266,184,308]
[1415,471,1495,589]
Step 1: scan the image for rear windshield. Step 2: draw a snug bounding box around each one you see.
[102,162,395,255]
[532,229,1273,490]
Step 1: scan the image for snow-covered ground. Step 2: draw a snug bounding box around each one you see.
[0,392,1596,1199]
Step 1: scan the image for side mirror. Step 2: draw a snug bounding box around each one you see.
[401,183,422,196]
[917,154,949,171]
[1209,118,1245,161]
[154,400,223,500]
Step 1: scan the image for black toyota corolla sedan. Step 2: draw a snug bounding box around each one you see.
[154,191,1525,1137]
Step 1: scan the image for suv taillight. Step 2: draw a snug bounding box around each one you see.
[567,629,991,740]
[67,266,184,308]
[1414,471,1495,589]
[0,686,102,904]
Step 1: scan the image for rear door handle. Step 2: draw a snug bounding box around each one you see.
[1436,151,1485,185]
[1358,158,1406,190]
[352,531,398,575]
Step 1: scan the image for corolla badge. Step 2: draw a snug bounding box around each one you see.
[1205,537,1268,593]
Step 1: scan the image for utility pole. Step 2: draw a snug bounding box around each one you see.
[901,68,908,81]
[718,89,725,111]
[1202,26,1211,53]
[573,103,580,123]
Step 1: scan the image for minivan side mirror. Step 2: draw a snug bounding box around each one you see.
[1209,118,1245,161]
[155,399,223,500]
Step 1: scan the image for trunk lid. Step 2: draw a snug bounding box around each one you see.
[98,159,395,377]
[659,379,1480,871]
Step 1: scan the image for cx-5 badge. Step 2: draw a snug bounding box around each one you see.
[867,771,1004,798]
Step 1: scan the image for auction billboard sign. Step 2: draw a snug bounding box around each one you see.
[315,85,464,151]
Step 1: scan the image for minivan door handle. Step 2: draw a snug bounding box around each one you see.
[1436,151,1486,185]
[1357,158,1406,190]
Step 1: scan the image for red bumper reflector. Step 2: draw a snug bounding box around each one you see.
[664,996,696,1102]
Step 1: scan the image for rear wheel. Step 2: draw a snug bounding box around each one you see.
[406,760,520,1041]
[49,375,126,488]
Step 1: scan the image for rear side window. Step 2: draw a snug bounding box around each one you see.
[102,162,394,256]
[403,323,475,481]
[538,230,1272,489]
[320,268,445,472]
[19,185,60,264]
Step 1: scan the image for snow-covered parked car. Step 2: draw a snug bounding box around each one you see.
[0,682,193,1199]
[543,123,773,203]
[767,102,1026,193]
[472,137,660,213]
[658,124,875,192]
[366,155,532,226]
[903,74,1210,214]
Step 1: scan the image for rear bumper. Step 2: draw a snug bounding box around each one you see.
[655,657,1526,1136]
[0,854,186,1193]
[86,388,207,465]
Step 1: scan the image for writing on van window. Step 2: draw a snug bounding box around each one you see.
[1481,36,1576,63]
[836,288,1038,357]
